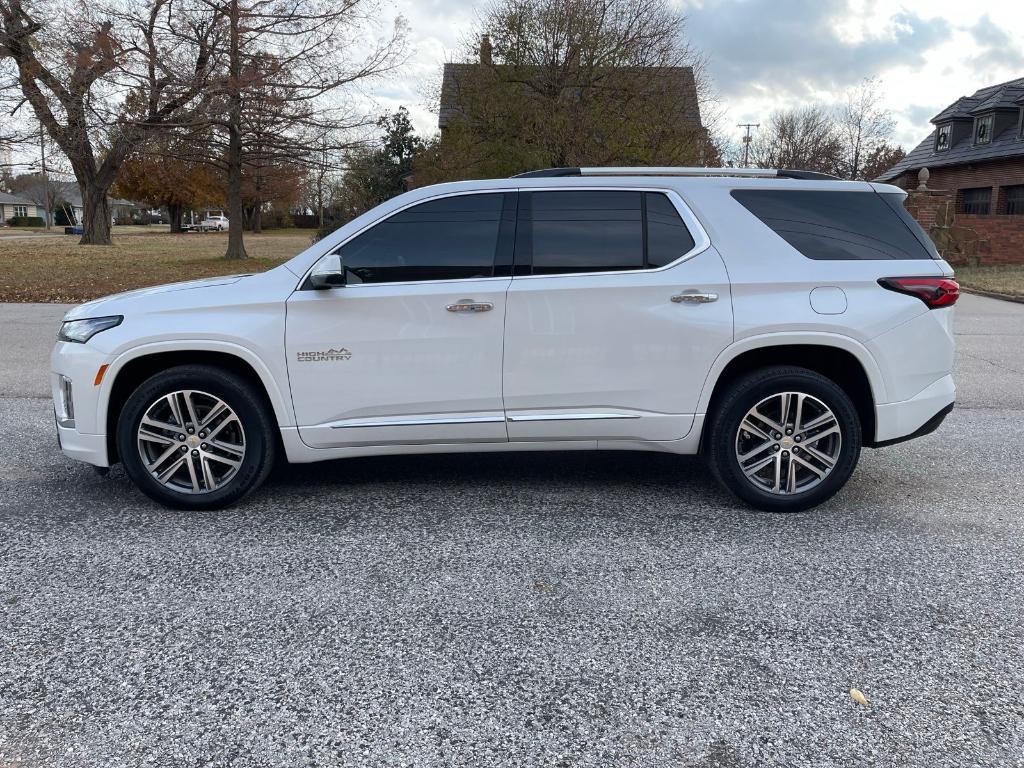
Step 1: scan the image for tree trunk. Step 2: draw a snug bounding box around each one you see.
[252,200,262,233]
[80,182,112,245]
[223,0,248,260]
[168,203,184,233]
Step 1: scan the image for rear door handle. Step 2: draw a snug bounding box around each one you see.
[446,301,494,313]
[671,292,718,304]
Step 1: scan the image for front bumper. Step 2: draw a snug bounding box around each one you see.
[56,421,110,467]
[51,340,113,468]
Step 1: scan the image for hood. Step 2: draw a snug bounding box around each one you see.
[64,275,251,320]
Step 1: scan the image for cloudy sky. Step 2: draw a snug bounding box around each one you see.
[373,0,1024,154]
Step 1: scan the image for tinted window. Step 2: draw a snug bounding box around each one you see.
[646,192,696,267]
[731,189,935,260]
[520,190,696,274]
[337,193,505,283]
[527,190,644,274]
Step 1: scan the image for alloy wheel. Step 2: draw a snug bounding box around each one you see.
[734,391,842,495]
[136,390,246,494]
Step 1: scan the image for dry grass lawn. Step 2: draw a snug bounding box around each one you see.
[0,229,312,303]
[4,226,1023,304]
[955,265,1024,300]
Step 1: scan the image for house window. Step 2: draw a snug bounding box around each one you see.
[959,187,992,215]
[974,114,994,145]
[935,124,951,151]
[1005,185,1024,216]
[13,205,27,218]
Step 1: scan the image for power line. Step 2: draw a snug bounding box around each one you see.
[737,123,760,167]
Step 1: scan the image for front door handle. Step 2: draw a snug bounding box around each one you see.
[446,301,494,313]
[671,291,718,304]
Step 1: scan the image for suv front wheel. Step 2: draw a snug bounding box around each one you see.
[117,365,276,510]
[706,366,862,512]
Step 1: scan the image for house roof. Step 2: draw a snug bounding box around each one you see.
[51,181,135,209]
[0,191,37,205]
[877,77,1024,182]
[438,62,703,130]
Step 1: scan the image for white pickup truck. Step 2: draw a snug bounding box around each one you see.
[197,215,228,232]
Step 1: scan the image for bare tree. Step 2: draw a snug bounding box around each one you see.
[750,106,844,176]
[838,77,896,180]
[0,0,223,244]
[177,0,406,259]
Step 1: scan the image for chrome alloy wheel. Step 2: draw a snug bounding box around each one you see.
[136,390,246,495]
[734,391,842,495]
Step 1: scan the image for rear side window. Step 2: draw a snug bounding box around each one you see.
[731,189,936,260]
[337,193,508,283]
[526,190,644,274]
[518,190,696,275]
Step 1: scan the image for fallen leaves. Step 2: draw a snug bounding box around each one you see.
[850,688,870,707]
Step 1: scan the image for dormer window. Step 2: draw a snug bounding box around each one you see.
[935,124,951,151]
[974,114,993,145]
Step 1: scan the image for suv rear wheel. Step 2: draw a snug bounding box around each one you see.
[706,366,861,512]
[117,365,275,510]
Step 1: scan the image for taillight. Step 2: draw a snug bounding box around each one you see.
[878,277,960,308]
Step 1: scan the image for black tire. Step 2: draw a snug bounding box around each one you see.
[706,366,861,512]
[117,365,275,510]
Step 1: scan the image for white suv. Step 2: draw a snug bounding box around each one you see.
[51,167,958,512]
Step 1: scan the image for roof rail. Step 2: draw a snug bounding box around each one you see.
[511,167,841,181]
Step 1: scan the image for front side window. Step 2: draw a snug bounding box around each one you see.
[731,189,936,260]
[1003,185,1024,215]
[336,193,509,284]
[518,190,696,275]
[975,115,993,145]
[935,124,951,151]
[959,187,992,215]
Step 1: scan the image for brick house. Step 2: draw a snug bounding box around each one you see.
[438,35,709,163]
[877,77,1024,265]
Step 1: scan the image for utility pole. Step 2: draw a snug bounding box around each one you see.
[737,122,760,167]
[40,123,50,230]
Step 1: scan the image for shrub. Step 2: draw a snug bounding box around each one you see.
[8,216,45,227]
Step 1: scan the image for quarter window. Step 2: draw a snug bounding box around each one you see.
[645,192,696,267]
[731,189,937,260]
[935,124,951,152]
[959,187,991,215]
[518,190,696,275]
[336,193,509,284]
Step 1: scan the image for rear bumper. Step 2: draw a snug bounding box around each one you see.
[871,374,955,446]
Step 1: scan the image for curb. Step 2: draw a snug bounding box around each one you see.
[960,287,1024,305]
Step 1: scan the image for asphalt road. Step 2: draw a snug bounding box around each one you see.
[1,295,1022,767]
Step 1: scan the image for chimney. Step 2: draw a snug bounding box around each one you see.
[479,34,493,65]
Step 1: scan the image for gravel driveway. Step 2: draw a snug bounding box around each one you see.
[1,295,1022,767]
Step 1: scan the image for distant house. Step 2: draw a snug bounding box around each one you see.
[0,191,42,223]
[52,182,138,224]
[438,35,709,163]
[877,77,1024,265]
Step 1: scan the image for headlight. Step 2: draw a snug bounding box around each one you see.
[57,316,123,344]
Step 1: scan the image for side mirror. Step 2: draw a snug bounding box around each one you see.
[309,254,346,290]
